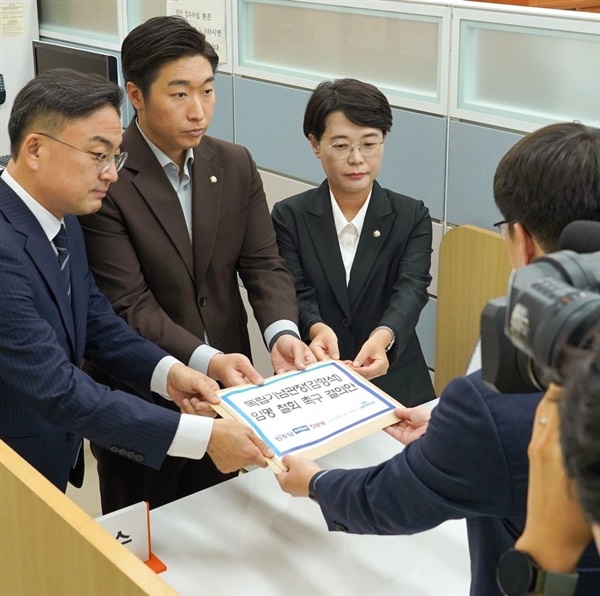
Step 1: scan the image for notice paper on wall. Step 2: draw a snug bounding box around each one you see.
[166,0,227,62]
[213,361,403,472]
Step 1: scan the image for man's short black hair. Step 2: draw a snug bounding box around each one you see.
[303,78,393,141]
[494,122,600,252]
[8,68,122,159]
[121,15,219,99]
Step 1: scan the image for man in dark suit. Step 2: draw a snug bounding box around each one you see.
[0,69,273,493]
[272,79,435,407]
[79,16,315,512]
[276,122,600,594]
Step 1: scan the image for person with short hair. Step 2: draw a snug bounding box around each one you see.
[561,321,600,548]
[79,16,315,513]
[272,79,435,406]
[276,122,600,594]
[0,69,273,493]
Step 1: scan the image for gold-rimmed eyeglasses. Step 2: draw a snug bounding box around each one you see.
[327,140,384,159]
[34,132,127,173]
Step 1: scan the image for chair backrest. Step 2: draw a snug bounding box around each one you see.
[434,225,512,395]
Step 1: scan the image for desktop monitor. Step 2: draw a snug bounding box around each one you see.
[32,40,119,84]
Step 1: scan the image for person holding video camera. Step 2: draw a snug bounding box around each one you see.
[562,321,600,552]
[503,320,600,595]
[276,122,600,595]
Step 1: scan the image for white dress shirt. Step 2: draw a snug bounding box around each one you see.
[330,190,372,285]
[2,170,211,459]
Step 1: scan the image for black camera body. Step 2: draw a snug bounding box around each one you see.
[481,222,600,393]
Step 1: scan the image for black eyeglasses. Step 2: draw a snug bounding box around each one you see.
[34,132,127,173]
[493,219,512,239]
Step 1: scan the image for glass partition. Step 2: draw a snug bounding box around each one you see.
[126,2,165,29]
[453,10,600,130]
[237,0,449,113]
[38,0,119,45]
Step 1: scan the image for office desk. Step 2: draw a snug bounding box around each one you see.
[150,431,470,595]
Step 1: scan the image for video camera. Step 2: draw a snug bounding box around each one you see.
[481,221,600,393]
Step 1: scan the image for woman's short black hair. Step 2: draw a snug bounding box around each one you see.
[303,78,392,140]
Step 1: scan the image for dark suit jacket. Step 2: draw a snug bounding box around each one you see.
[314,371,600,594]
[80,123,298,382]
[272,180,435,406]
[0,179,180,491]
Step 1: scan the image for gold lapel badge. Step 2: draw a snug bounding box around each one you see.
[373,230,381,238]
[210,175,218,184]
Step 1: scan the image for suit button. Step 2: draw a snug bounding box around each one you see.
[198,296,207,307]
[342,318,351,328]
[135,454,144,463]
[118,448,127,456]
[110,445,119,454]
[127,451,136,459]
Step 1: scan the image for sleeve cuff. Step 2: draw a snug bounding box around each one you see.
[151,355,181,400]
[167,414,214,459]
[188,344,223,375]
[264,319,300,351]
[308,469,330,502]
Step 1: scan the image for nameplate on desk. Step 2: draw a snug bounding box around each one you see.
[95,501,166,573]
[213,360,403,472]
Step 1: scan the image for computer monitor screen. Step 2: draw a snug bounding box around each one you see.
[32,40,118,84]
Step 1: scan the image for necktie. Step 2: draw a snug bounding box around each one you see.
[53,225,71,296]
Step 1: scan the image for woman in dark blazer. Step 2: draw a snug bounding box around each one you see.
[272,79,435,406]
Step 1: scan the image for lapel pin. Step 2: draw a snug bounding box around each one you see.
[373,230,381,238]
[210,175,218,184]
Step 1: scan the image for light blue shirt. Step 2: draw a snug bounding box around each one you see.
[136,122,299,374]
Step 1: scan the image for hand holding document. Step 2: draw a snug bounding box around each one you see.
[207,419,274,473]
[211,361,403,472]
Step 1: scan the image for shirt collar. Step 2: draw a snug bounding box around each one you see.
[135,119,194,172]
[1,170,63,241]
[330,189,372,237]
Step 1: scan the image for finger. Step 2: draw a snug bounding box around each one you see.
[190,398,218,417]
[225,371,248,387]
[304,347,317,364]
[358,362,380,375]
[293,344,309,370]
[237,360,264,386]
[251,433,275,459]
[252,449,269,468]
[198,383,220,404]
[311,343,330,361]
[347,364,374,380]
[324,339,340,360]
[179,398,197,415]
[352,353,366,368]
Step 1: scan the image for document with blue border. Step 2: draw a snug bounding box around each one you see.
[212,361,402,472]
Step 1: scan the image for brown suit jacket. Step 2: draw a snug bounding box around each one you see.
[80,122,298,380]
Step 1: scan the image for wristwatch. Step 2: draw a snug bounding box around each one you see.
[496,549,579,596]
[370,325,395,352]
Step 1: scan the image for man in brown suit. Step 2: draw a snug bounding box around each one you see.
[79,16,315,513]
